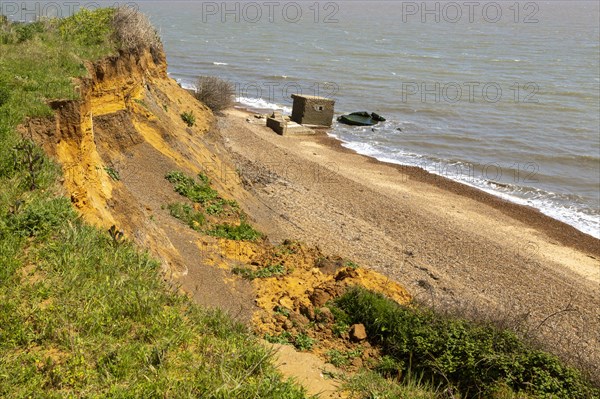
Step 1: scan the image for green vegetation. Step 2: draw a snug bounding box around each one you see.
[264,332,315,352]
[343,260,359,269]
[165,171,262,241]
[166,171,219,204]
[58,8,115,48]
[0,9,305,397]
[104,166,120,181]
[332,287,599,399]
[167,202,205,230]
[342,370,438,399]
[207,221,263,241]
[326,348,363,368]
[181,111,196,127]
[232,264,288,280]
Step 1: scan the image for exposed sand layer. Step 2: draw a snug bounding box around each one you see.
[219,108,600,374]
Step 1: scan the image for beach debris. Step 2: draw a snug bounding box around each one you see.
[338,111,386,126]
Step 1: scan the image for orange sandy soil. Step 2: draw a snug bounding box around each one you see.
[26,47,599,395]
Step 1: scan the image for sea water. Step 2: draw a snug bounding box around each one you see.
[135,1,600,238]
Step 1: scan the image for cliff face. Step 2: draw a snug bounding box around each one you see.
[23,45,412,350]
[23,47,240,279]
[26,47,199,227]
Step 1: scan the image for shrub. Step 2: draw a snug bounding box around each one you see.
[194,76,234,112]
[111,6,161,50]
[59,8,115,47]
[333,287,599,399]
[14,21,45,43]
[180,111,196,127]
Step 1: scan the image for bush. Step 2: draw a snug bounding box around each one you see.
[194,76,234,112]
[112,6,161,50]
[333,287,599,399]
[59,8,115,47]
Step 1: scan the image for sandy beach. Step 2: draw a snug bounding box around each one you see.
[216,108,600,373]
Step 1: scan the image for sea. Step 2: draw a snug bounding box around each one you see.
[22,1,600,237]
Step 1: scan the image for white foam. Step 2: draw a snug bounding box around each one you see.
[235,97,292,114]
[213,62,228,66]
[331,133,600,239]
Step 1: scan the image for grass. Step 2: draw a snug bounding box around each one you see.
[0,9,306,398]
[165,171,262,241]
[264,332,315,352]
[104,166,120,181]
[326,348,363,369]
[342,370,438,399]
[167,202,205,230]
[207,221,263,241]
[332,287,600,399]
[181,111,196,127]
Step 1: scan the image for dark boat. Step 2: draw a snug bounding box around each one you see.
[338,111,386,126]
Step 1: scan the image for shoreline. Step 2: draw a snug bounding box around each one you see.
[313,132,600,257]
[219,106,600,371]
[236,105,599,257]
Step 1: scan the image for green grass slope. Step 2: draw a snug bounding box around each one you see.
[0,10,305,398]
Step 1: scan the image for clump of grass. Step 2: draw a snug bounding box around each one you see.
[342,370,438,399]
[294,333,315,351]
[181,111,196,127]
[326,348,363,368]
[274,306,291,317]
[233,264,287,280]
[333,287,599,399]
[165,171,260,240]
[344,260,359,269]
[165,171,218,204]
[104,166,120,181]
[207,221,263,241]
[206,198,239,215]
[264,331,293,346]
[194,76,234,112]
[167,203,205,230]
[264,332,314,352]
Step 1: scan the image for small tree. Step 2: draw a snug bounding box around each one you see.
[194,76,234,113]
